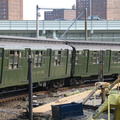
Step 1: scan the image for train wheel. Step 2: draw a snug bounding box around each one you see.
[69,78,79,86]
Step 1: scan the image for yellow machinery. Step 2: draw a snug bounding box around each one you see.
[86,75,120,120]
[87,94,120,120]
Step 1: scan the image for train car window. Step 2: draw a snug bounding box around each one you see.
[114,52,118,63]
[34,51,42,67]
[93,51,99,64]
[118,52,120,63]
[8,51,19,69]
[6,51,9,57]
[31,52,34,58]
[79,51,82,55]
[54,51,61,66]
[83,51,88,57]
[14,51,19,69]
[90,52,93,57]
[75,51,79,64]
[54,51,58,66]
[68,51,72,65]
[113,52,120,63]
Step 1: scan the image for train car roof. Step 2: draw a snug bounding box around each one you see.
[0,35,65,43]
[71,44,120,51]
[0,42,72,50]
[1,35,120,46]
[0,35,120,51]
[66,39,120,46]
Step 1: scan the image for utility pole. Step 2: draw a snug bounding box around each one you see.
[36,5,40,38]
[85,8,87,41]
[90,0,91,17]
[99,50,104,82]
[98,50,105,104]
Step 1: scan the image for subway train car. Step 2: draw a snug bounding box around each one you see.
[0,35,120,93]
[0,37,72,92]
[68,41,120,85]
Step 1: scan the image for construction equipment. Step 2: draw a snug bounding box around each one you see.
[86,76,120,120]
[87,94,120,120]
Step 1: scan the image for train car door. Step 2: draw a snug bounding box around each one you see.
[0,48,3,84]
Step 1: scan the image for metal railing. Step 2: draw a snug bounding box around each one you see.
[0,20,120,31]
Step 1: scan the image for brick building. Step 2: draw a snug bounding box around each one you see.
[44,9,76,20]
[0,0,23,20]
[76,0,120,20]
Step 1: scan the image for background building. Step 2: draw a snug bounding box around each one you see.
[76,0,120,20]
[44,7,76,20]
[0,0,23,20]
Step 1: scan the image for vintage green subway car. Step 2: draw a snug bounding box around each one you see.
[71,44,120,83]
[0,42,72,89]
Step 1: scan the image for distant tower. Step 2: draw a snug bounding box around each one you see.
[0,0,23,20]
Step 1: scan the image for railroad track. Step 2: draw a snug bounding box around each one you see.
[0,79,114,104]
[0,83,96,104]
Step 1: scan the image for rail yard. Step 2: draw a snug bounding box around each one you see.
[0,81,119,119]
[0,35,120,119]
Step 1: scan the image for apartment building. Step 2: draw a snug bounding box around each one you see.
[44,7,76,20]
[0,0,23,20]
[76,0,120,20]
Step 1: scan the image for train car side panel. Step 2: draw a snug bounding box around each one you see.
[32,50,47,82]
[50,50,67,79]
[74,50,89,77]
[87,50,99,75]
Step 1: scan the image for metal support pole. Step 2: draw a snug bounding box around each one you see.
[101,88,105,104]
[99,51,104,82]
[36,5,39,38]
[28,55,33,120]
[85,8,87,41]
[90,0,91,17]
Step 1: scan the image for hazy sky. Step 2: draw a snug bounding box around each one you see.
[23,0,76,20]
